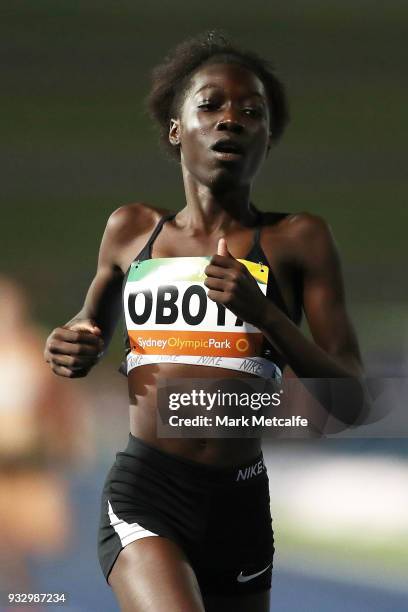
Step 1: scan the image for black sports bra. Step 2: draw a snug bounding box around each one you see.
[119,211,300,378]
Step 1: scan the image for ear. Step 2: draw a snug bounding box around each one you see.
[169,118,181,147]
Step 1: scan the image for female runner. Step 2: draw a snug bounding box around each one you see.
[44,32,364,612]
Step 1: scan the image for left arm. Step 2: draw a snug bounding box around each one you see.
[260,214,363,380]
[204,216,367,424]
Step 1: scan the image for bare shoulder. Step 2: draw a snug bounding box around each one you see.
[286,211,332,238]
[286,212,340,271]
[262,210,331,237]
[105,202,170,243]
[97,202,171,273]
[260,211,337,269]
[289,210,336,248]
[264,212,333,245]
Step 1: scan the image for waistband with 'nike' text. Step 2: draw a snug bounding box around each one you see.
[126,353,282,381]
[122,433,268,485]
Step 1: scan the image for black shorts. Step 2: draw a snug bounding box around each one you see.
[97,434,274,597]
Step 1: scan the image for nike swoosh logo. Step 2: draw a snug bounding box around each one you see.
[237,563,271,583]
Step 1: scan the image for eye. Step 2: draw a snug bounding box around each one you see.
[243,107,264,118]
[197,100,219,110]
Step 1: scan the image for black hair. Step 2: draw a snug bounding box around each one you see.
[147,30,289,158]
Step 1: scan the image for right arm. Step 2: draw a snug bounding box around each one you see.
[44,207,129,378]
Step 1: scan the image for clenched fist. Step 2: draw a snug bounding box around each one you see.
[204,238,269,328]
[44,319,104,378]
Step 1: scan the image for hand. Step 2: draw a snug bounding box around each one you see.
[204,238,269,328]
[44,319,104,378]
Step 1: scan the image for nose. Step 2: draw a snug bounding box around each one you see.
[216,107,244,134]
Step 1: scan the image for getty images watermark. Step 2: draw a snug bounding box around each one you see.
[157,377,310,438]
[166,387,308,429]
[157,377,407,438]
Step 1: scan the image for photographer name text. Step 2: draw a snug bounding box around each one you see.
[168,415,308,428]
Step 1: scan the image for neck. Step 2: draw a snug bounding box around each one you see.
[177,166,259,235]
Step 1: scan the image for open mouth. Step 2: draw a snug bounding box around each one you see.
[210,139,245,158]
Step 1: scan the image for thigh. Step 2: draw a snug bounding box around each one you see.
[204,589,270,612]
[108,536,205,612]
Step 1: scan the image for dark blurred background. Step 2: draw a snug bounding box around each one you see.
[1,2,407,611]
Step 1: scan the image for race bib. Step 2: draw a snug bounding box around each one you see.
[124,257,268,359]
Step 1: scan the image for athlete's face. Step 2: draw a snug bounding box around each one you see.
[169,63,272,188]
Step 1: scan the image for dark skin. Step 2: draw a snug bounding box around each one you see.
[44,63,364,612]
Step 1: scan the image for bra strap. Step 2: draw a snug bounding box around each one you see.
[253,224,262,248]
[146,212,176,256]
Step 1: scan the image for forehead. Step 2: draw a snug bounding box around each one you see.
[187,62,266,98]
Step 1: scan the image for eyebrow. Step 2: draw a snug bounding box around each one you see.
[194,84,265,99]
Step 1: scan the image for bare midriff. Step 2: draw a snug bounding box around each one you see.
[128,362,262,467]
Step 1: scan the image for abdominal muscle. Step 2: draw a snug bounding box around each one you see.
[128,362,262,467]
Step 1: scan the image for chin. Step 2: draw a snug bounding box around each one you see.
[208,165,248,191]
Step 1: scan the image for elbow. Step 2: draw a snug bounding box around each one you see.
[328,374,370,428]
